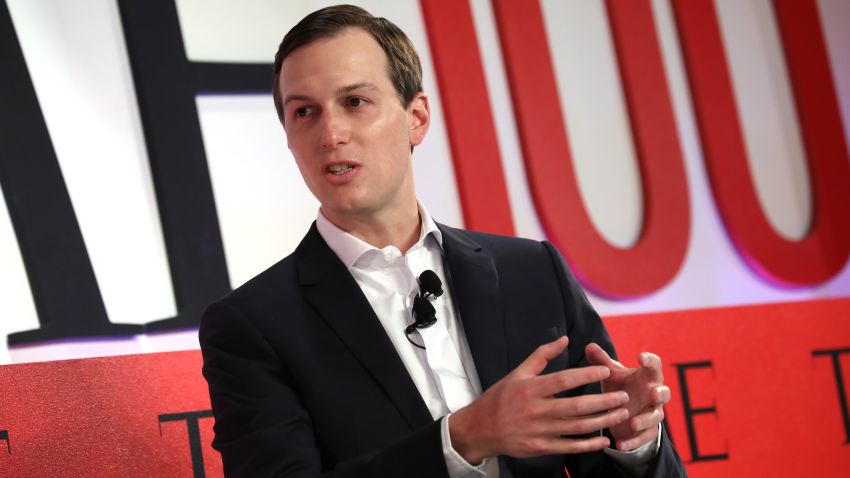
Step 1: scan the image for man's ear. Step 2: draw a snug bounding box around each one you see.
[408,92,430,147]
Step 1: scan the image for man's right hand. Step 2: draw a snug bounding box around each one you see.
[448,336,629,465]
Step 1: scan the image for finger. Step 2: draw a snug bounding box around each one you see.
[651,385,671,406]
[522,435,611,457]
[545,407,629,436]
[535,365,610,397]
[639,352,663,382]
[625,406,665,436]
[585,343,623,370]
[614,423,660,452]
[512,336,569,378]
[547,390,628,418]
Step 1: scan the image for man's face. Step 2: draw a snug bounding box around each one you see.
[278,27,429,224]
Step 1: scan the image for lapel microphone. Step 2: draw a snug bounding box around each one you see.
[418,270,443,298]
[405,270,443,349]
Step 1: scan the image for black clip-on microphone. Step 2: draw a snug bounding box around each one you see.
[406,270,443,349]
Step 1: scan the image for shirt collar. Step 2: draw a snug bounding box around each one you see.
[316,202,443,269]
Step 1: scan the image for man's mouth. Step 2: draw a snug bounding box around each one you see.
[327,164,354,175]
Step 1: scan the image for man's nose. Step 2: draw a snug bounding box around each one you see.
[319,110,350,149]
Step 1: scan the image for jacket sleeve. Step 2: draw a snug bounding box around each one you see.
[541,241,687,478]
[199,299,450,478]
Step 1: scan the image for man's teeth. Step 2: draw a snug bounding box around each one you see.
[328,164,354,174]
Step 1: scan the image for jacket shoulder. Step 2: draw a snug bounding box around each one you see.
[211,222,329,308]
[438,223,550,257]
[234,254,296,300]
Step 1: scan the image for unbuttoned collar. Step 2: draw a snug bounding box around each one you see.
[315,203,444,269]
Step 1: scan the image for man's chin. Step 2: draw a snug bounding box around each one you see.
[320,201,373,221]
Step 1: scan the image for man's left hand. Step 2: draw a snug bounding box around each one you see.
[585,343,671,451]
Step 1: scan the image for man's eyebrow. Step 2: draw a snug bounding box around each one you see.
[336,82,378,95]
[282,94,311,108]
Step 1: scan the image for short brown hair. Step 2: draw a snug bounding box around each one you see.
[272,4,423,123]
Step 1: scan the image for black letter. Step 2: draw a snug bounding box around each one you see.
[0,429,9,454]
[674,361,728,462]
[158,410,214,478]
[0,0,142,345]
[812,347,850,443]
[116,0,272,331]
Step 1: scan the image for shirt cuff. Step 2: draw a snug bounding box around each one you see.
[602,424,662,477]
[441,413,491,478]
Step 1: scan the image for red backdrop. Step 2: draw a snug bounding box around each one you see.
[2,298,848,476]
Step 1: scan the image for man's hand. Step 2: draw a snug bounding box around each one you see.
[585,343,671,452]
[449,337,631,465]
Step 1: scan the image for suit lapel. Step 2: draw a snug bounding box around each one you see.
[438,225,509,390]
[295,224,433,430]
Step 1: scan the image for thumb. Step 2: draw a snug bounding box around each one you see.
[511,336,568,378]
[586,342,623,370]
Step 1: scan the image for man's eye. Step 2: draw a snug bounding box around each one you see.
[294,106,313,118]
[347,97,365,108]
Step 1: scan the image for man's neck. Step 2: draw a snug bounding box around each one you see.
[321,203,422,253]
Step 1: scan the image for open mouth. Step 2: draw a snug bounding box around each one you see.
[327,164,355,175]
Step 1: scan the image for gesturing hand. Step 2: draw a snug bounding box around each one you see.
[449,337,631,465]
[585,343,671,451]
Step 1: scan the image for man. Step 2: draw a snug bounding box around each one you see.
[200,5,686,477]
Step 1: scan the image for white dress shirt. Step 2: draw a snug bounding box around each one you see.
[316,205,657,477]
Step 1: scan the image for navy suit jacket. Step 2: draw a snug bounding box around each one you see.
[199,223,686,477]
